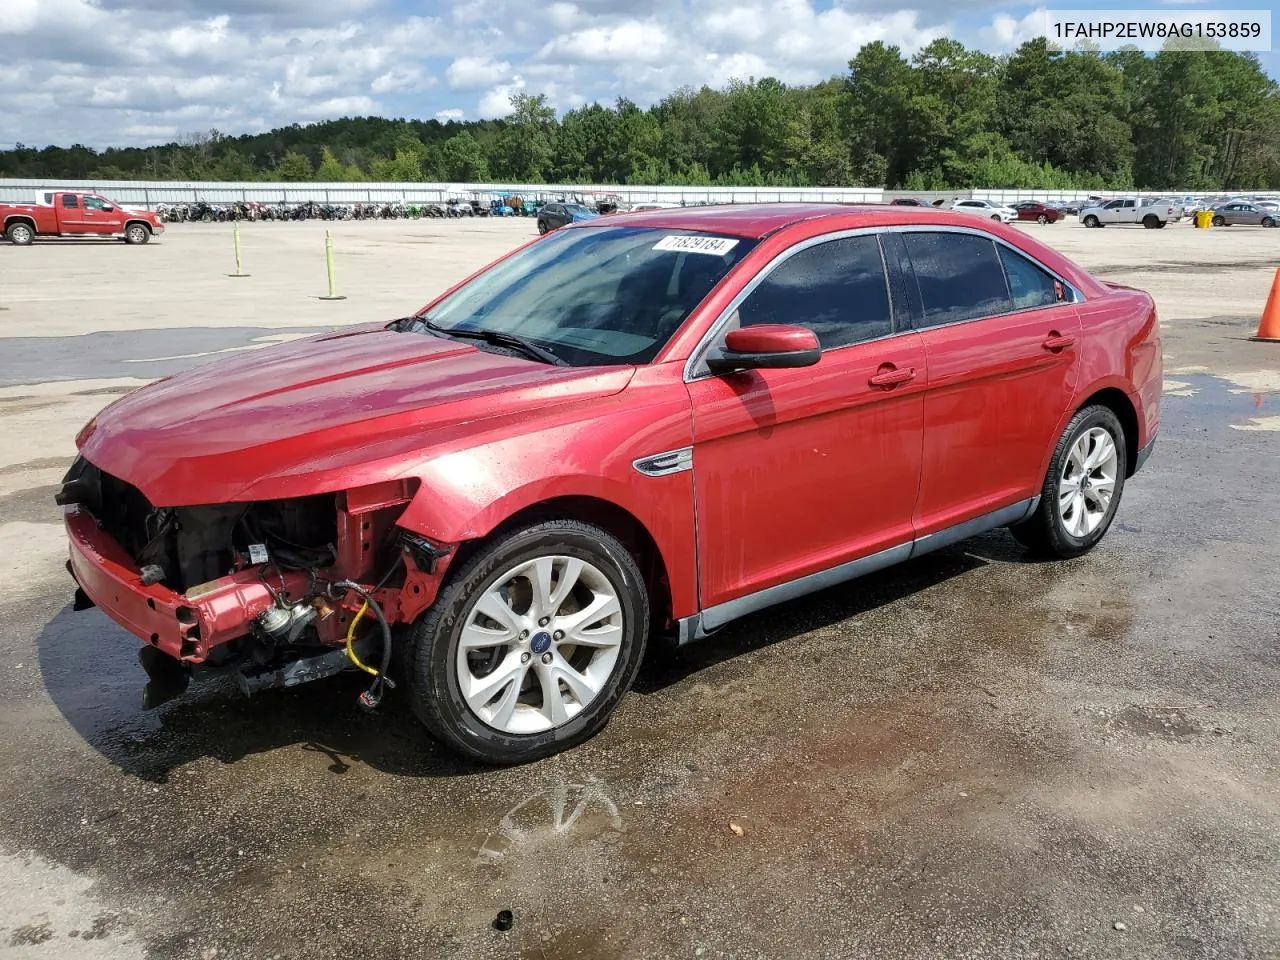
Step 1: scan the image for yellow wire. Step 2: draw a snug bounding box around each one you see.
[344,600,378,676]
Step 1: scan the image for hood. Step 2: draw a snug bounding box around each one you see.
[77,325,635,505]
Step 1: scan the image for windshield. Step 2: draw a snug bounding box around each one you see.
[564,204,589,214]
[413,225,756,366]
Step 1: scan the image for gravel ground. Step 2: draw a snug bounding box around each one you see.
[0,215,1277,960]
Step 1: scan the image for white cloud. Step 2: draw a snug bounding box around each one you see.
[0,0,1095,149]
[537,22,672,64]
[435,108,465,121]
[478,76,528,117]
[980,8,1049,50]
[446,56,513,91]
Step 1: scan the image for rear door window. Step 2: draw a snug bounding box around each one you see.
[998,246,1061,311]
[61,194,79,209]
[901,232,1013,327]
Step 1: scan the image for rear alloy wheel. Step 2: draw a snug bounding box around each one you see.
[5,222,34,245]
[1037,214,1049,225]
[1083,215,1100,228]
[1009,405,1127,559]
[124,223,151,245]
[1263,217,1276,228]
[1142,214,1159,229]
[537,220,549,235]
[406,520,649,764]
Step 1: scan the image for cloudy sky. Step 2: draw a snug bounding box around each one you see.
[0,0,1275,148]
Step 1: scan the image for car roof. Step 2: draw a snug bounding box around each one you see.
[574,202,1005,239]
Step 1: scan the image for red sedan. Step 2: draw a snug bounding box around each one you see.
[1012,200,1065,224]
[59,204,1161,763]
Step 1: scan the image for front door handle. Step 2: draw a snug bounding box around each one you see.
[869,364,916,388]
[1043,332,1076,352]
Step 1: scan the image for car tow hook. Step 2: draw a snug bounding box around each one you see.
[138,645,191,710]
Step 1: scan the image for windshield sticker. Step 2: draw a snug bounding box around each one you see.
[652,234,740,255]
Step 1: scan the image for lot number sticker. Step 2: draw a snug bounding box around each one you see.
[652,235,740,255]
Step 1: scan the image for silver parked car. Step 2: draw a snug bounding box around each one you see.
[1211,202,1280,227]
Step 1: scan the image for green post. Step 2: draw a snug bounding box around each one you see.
[228,221,250,277]
[319,229,346,301]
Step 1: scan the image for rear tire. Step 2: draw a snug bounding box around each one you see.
[5,222,34,245]
[1142,215,1159,229]
[1037,214,1049,225]
[124,223,151,245]
[405,520,649,764]
[537,220,549,235]
[1009,405,1128,559]
[1263,217,1276,228]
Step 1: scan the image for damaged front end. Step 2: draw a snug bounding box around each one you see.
[57,457,452,710]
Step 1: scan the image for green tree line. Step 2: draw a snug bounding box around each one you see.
[3,40,1276,190]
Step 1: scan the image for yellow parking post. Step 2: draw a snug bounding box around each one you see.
[319,230,346,301]
[228,221,250,277]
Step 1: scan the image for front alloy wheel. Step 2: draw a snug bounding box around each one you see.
[456,555,623,734]
[406,520,648,763]
[1009,405,1127,558]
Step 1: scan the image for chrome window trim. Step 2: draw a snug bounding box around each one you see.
[683,223,1083,382]
[683,226,900,383]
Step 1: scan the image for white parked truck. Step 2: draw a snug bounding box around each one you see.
[1079,198,1174,229]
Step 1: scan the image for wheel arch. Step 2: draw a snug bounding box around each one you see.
[1076,386,1140,477]
[124,218,153,234]
[5,215,36,232]
[443,495,674,638]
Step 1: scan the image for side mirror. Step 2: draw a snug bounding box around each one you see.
[101,205,114,212]
[706,324,821,373]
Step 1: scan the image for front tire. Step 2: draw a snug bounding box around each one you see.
[124,223,151,245]
[406,520,649,764]
[1083,215,1100,228]
[1009,405,1127,559]
[1212,215,1225,227]
[537,220,549,235]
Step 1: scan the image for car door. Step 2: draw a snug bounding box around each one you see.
[56,193,91,234]
[1096,200,1122,224]
[1118,199,1138,223]
[1238,204,1262,225]
[83,195,125,235]
[685,231,927,619]
[895,229,1082,537]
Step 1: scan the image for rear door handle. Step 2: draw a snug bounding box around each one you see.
[1043,332,1075,352]
[869,365,916,388]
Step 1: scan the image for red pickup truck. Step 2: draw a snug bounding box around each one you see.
[1,191,165,246]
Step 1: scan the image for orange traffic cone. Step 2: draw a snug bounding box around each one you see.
[1253,267,1280,342]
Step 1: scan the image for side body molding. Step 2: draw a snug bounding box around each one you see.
[676,497,1039,644]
